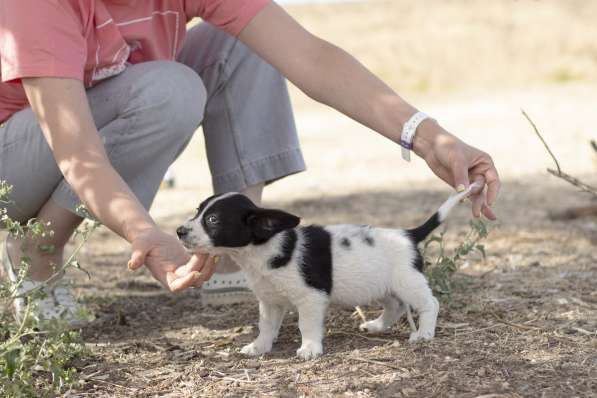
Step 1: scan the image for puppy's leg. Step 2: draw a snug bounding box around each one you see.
[359,295,406,333]
[272,305,287,342]
[394,271,439,343]
[241,300,286,356]
[296,295,328,360]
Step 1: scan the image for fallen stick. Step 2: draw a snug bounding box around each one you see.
[490,311,542,331]
[328,330,394,343]
[348,356,402,370]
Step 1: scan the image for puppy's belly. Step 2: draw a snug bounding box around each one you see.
[330,278,391,307]
[330,260,397,306]
[246,274,291,306]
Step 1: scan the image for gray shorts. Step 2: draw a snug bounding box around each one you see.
[0,23,305,222]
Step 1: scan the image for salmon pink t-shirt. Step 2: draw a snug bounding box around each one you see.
[0,0,270,123]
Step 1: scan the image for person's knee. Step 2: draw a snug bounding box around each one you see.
[133,61,207,137]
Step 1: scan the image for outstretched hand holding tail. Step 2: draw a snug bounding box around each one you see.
[413,121,501,220]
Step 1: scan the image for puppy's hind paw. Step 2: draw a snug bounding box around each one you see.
[296,342,323,360]
[408,330,434,343]
[240,342,269,357]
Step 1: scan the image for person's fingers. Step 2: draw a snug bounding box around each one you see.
[192,256,219,288]
[469,175,486,218]
[173,253,208,277]
[127,247,147,271]
[484,166,501,207]
[451,156,471,192]
[481,203,497,220]
[167,271,201,292]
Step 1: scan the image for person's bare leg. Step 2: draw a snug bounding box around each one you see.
[215,183,264,274]
[6,199,82,281]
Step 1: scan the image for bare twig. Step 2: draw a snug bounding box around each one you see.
[522,109,561,174]
[354,306,367,323]
[491,311,542,331]
[522,109,597,197]
[328,330,394,343]
[546,169,597,197]
[570,327,596,336]
[348,356,402,370]
[456,323,507,336]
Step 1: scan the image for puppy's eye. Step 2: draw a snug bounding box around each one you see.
[206,214,219,225]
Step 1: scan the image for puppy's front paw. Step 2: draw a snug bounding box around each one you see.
[408,329,434,343]
[296,341,323,360]
[240,341,270,357]
[359,319,388,333]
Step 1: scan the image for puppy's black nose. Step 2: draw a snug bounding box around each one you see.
[176,226,190,238]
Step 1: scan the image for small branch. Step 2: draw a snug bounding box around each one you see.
[547,169,597,197]
[353,306,367,323]
[522,109,561,174]
[328,330,394,343]
[522,109,597,198]
[348,356,402,370]
[491,311,542,331]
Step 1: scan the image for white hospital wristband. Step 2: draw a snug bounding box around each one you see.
[400,111,432,161]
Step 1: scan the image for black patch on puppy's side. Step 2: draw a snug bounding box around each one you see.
[411,248,424,273]
[300,226,333,295]
[269,229,298,269]
[363,236,375,246]
[340,237,351,248]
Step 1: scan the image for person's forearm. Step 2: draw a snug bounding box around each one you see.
[22,77,155,242]
[293,39,418,140]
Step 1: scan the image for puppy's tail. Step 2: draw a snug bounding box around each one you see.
[406,183,480,244]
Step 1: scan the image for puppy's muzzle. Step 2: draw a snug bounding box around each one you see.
[176,226,191,239]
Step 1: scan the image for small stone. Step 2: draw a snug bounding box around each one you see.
[198,369,209,378]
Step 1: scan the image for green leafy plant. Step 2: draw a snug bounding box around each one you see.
[423,219,489,297]
[1,180,97,397]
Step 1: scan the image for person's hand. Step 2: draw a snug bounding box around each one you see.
[126,228,218,292]
[413,121,501,220]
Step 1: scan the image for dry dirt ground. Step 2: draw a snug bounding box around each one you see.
[63,0,597,396]
[70,177,596,397]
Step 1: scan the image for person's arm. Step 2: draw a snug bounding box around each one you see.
[22,77,216,290]
[239,3,500,219]
[23,77,154,240]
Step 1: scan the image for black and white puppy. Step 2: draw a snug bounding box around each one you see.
[177,185,478,360]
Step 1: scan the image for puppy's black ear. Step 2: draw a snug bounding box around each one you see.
[246,209,300,243]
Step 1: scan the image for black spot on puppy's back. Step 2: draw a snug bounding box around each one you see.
[300,226,333,295]
[340,237,351,248]
[269,229,298,269]
[363,236,375,246]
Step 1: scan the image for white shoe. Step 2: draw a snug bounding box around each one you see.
[1,240,88,328]
[201,271,255,306]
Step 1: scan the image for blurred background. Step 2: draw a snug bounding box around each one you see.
[156,0,597,219]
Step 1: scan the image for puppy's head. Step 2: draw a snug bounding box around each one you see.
[177,193,300,254]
